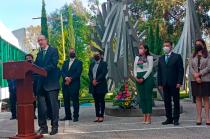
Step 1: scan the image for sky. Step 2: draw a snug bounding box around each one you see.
[0,0,106,31]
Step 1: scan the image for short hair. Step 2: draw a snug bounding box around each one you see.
[25,54,34,60]
[95,49,104,55]
[38,34,47,39]
[164,40,173,46]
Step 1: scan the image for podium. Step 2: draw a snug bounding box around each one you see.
[3,61,47,139]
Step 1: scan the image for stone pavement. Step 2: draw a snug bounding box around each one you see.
[0,100,210,139]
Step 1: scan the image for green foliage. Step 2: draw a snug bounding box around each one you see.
[68,5,75,49]
[154,23,162,55]
[147,24,155,53]
[48,1,92,98]
[41,0,49,39]
[130,0,209,46]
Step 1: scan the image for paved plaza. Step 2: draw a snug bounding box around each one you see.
[0,100,210,139]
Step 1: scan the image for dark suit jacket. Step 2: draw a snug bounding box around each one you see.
[7,80,16,93]
[61,59,83,93]
[34,46,60,93]
[157,52,184,87]
[89,60,108,94]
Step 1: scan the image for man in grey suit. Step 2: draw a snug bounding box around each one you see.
[35,35,60,135]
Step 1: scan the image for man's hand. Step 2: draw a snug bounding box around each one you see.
[158,86,163,91]
[65,77,72,85]
[92,79,98,86]
[176,84,181,89]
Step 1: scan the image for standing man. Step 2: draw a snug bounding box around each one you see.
[35,35,60,135]
[7,72,16,120]
[25,54,37,119]
[158,40,184,126]
[89,50,108,122]
[60,48,83,122]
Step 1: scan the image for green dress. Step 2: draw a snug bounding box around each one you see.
[136,72,154,114]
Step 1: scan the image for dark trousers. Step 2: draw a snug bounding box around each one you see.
[45,96,52,119]
[163,85,180,121]
[63,88,79,119]
[93,93,106,117]
[37,89,59,129]
[33,100,36,116]
[9,92,16,118]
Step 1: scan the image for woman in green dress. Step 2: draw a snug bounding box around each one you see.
[134,43,154,124]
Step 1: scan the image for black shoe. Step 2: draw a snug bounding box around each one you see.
[34,115,37,119]
[37,128,48,134]
[50,128,58,135]
[174,121,179,126]
[73,118,79,122]
[10,117,16,120]
[162,119,173,125]
[60,117,72,121]
[206,123,210,126]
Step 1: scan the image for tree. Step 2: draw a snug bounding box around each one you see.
[24,25,41,54]
[154,23,162,55]
[41,0,49,39]
[48,1,92,97]
[129,0,210,46]
[68,5,75,50]
[147,24,155,53]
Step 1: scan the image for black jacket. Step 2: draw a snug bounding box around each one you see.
[61,59,83,93]
[89,60,108,94]
[157,52,184,87]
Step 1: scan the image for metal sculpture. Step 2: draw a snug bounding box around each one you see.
[91,0,201,92]
[91,0,145,87]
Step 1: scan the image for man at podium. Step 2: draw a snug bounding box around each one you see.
[35,35,60,135]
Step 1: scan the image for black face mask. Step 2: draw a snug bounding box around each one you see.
[69,53,76,58]
[94,55,100,61]
[195,44,203,52]
[27,60,33,63]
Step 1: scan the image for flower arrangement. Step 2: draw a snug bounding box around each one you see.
[113,82,134,109]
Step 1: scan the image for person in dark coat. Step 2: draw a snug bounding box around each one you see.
[89,50,108,122]
[35,35,60,135]
[7,78,16,120]
[60,48,83,122]
[158,40,184,126]
[25,54,38,119]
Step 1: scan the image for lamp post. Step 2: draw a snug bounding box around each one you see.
[32,13,66,61]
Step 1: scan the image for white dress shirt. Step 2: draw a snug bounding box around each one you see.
[133,55,153,80]
[68,58,75,70]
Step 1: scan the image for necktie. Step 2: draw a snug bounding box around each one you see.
[42,50,46,62]
[165,55,169,64]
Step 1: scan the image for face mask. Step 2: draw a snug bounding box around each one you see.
[139,49,144,56]
[195,44,203,52]
[163,47,171,54]
[94,55,100,61]
[69,53,75,58]
[27,60,33,63]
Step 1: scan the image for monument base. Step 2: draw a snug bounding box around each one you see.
[105,101,183,117]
